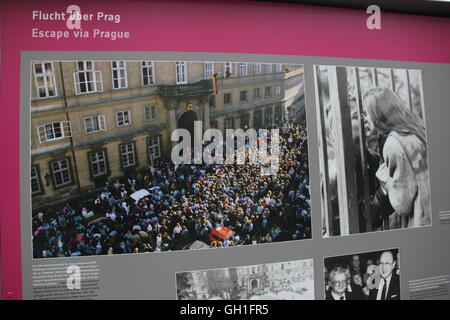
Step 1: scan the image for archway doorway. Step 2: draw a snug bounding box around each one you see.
[176,110,197,156]
[250,279,259,292]
[177,110,197,137]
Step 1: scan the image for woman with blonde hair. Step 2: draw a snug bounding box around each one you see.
[363,87,431,228]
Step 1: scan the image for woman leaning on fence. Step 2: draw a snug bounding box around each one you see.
[362,87,431,229]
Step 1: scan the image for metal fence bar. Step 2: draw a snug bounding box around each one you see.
[355,67,373,232]
[390,68,395,92]
[406,70,413,113]
[329,66,359,235]
[315,66,334,236]
[373,68,379,86]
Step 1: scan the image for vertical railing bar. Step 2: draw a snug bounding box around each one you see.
[355,67,373,233]
[315,65,334,237]
[373,68,379,86]
[390,68,395,92]
[406,70,413,112]
[333,66,359,235]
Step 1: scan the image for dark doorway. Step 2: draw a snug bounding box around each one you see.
[177,110,197,136]
[254,110,263,130]
[251,279,258,290]
[177,110,197,152]
[93,175,108,189]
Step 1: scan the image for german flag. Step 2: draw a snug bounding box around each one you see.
[211,73,218,95]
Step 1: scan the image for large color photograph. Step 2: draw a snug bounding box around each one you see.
[314,65,431,237]
[30,60,310,258]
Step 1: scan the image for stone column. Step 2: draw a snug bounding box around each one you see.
[203,101,210,130]
[217,115,225,133]
[249,109,254,129]
[234,112,241,129]
[272,104,276,127]
[169,107,177,147]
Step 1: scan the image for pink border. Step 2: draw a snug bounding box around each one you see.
[1,0,449,300]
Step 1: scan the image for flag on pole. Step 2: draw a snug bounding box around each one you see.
[211,73,218,94]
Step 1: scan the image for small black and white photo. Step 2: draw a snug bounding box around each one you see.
[314,65,432,237]
[324,248,401,300]
[176,259,314,300]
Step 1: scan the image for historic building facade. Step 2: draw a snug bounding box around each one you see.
[30,60,303,208]
[178,259,313,300]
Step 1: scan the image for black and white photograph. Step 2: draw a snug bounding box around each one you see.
[324,248,401,300]
[176,259,314,300]
[314,65,431,237]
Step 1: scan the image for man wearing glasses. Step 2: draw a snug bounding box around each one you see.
[369,250,400,300]
[325,265,358,300]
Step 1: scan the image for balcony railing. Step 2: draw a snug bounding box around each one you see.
[216,72,285,87]
[158,79,213,97]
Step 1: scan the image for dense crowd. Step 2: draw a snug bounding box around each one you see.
[32,121,311,258]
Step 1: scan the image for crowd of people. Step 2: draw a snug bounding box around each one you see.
[32,121,311,258]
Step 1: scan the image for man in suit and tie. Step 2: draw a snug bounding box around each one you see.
[369,250,400,300]
[325,265,358,300]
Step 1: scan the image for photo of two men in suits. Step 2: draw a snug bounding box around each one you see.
[324,249,400,300]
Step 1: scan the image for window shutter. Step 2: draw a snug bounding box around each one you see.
[37,125,47,143]
[85,118,92,133]
[151,62,155,84]
[62,121,72,137]
[95,71,103,92]
[73,72,81,95]
[99,115,106,131]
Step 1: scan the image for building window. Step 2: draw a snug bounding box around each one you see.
[265,64,273,73]
[37,121,71,143]
[254,63,262,75]
[74,61,103,95]
[141,61,155,86]
[239,63,248,76]
[148,136,161,161]
[31,165,42,195]
[145,105,157,121]
[51,158,72,187]
[224,62,233,78]
[33,62,57,98]
[111,61,127,89]
[84,115,106,133]
[254,110,263,129]
[176,61,187,84]
[90,150,108,177]
[116,111,131,127]
[275,85,282,96]
[265,106,273,124]
[224,118,234,130]
[240,90,247,102]
[224,93,232,105]
[275,104,282,122]
[210,120,218,129]
[204,62,214,78]
[120,143,136,168]
[241,113,250,129]
[254,88,261,99]
[265,86,272,98]
[276,64,283,72]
